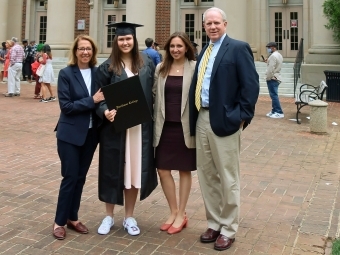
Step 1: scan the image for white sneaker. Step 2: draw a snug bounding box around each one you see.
[269,113,284,118]
[266,111,274,117]
[123,217,140,236]
[98,216,114,235]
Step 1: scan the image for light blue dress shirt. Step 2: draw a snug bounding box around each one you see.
[199,33,226,107]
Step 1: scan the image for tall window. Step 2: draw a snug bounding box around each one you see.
[107,0,126,4]
[274,12,283,51]
[290,12,299,50]
[39,16,47,43]
[107,14,126,48]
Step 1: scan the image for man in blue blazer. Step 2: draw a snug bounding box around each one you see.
[189,7,259,251]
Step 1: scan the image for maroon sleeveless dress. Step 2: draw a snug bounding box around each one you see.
[155,75,196,171]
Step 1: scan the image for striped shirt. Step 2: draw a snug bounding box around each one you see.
[10,43,25,65]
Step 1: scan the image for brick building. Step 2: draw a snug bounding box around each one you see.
[0,0,339,84]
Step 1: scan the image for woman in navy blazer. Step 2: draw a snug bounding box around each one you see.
[52,35,104,240]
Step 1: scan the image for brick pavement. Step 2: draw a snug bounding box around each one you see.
[0,82,340,255]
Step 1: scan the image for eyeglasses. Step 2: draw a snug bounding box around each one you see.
[77,47,92,52]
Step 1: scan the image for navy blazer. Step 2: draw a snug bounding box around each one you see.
[55,65,98,146]
[189,35,259,137]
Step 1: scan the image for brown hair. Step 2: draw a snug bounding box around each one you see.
[108,35,143,75]
[42,44,53,59]
[159,32,195,78]
[68,35,98,67]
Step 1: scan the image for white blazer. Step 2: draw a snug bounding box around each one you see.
[153,59,196,148]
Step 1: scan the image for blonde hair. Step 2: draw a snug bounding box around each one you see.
[6,40,14,48]
[68,35,98,67]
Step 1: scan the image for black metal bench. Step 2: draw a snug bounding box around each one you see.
[295,81,328,124]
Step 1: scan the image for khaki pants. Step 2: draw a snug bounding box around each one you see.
[8,63,22,94]
[196,108,241,238]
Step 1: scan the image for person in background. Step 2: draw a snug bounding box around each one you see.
[53,35,104,240]
[4,37,24,97]
[33,44,44,99]
[2,40,14,93]
[143,37,160,67]
[265,41,284,119]
[95,22,157,237]
[153,42,163,62]
[38,44,56,103]
[0,42,7,83]
[30,40,37,56]
[191,41,199,60]
[189,7,259,251]
[153,31,196,235]
[22,39,33,83]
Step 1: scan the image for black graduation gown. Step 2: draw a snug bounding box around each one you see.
[94,54,157,206]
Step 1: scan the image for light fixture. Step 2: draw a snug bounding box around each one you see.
[194,0,199,6]
[44,0,48,10]
[88,1,94,8]
[114,0,119,8]
[282,0,288,3]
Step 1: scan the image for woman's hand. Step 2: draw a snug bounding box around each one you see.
[93,88,104,103]
[104,109,117,122]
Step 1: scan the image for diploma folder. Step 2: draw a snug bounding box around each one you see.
[102,75,152,132]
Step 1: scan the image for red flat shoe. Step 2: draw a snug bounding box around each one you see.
[167,216,188,234]
[160,222,173,231]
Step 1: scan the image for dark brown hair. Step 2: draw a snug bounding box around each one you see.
[159,32,195,78]
[68,35,98,67]
[109,35,143,75]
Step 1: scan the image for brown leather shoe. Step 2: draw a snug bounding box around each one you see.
[66,220,89,234]
[52,225,66,240]
[214,234,235,251]
[200,228,220,243]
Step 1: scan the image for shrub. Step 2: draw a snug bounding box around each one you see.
[323,0,340,43]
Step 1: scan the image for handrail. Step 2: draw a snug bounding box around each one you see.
[293,38,304,98]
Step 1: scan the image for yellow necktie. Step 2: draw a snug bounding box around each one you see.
[195,44,213,111]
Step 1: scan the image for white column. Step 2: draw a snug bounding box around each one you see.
[0,0,9,41]
[6,0,22,41]
[214,0,247,41]
[45,0,76,57]
[89,0,99,41]
[305,0,340,64]
[126,0,156,50]
[25,0,32,40]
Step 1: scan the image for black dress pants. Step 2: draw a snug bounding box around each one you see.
[55,129,97,226]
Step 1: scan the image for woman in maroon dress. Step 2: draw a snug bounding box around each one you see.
[153,32,196,234]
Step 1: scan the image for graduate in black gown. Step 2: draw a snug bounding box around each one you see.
[94,22,157,236]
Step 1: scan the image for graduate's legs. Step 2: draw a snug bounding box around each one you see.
[124,187,138,218]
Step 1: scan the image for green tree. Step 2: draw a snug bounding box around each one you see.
[323,0,340,43]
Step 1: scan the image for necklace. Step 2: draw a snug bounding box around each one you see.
[174,64,184,73]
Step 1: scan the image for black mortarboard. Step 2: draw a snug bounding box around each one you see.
[191,41,199,47]
[22,39,28,43]
[106,22,143,36]
[154,42,159,46]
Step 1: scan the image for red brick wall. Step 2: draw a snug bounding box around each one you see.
[74,0,90,38]
[155,0,171,50]
[21,0,27,41]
